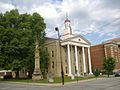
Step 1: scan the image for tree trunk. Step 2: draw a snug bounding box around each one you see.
[107,72,110,78]
[15,70,19,79]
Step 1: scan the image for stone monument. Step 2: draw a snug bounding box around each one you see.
[32,39,43,80]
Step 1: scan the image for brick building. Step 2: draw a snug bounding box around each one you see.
[90,38,120,71]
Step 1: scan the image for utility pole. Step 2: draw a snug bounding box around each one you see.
[55,27,64,85]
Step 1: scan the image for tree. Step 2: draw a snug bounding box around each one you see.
[40,48,49,78]
[39,31,49,78]
[0,9,46,79]
[31,13,46,79]
[0,9,33,79]
[0,25,34,79]
[103,57,115,77]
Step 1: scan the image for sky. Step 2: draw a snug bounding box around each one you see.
[0,0,120,45]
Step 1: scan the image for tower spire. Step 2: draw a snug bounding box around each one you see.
[64,13,72,35]
[66,12,68,19]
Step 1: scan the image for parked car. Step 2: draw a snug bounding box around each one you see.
[114,70,120,77]
[0,70,12,79]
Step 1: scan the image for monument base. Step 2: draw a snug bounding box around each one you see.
[32,74,43,80]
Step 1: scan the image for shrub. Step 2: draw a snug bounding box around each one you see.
[93,69,100,79]
[3,75,13,79]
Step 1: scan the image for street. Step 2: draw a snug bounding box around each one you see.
[0,77,120,90]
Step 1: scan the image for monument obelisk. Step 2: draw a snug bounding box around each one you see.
[32,39,43,80]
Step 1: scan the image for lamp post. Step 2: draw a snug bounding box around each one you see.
[55,27,64,85]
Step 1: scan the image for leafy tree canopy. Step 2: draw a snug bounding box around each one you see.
[103,57,115,77]
[0,9,46,78]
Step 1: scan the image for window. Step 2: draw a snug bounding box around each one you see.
[52,61,54,69]
[75,66,77,74]
[51,51,54,57]
[78,39,81,41]
[80,66,82,72]
[65,58,67,64]
[45,47,48,52]
[66,67,68,73]
[114,47,117,52]
[65,24,67,28]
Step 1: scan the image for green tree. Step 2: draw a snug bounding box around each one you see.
[0,9,34,79]
[40,48,49,78]
[103,57,115,77]
[0,27,34,79]
[30,13,46,77]
[0,9,46,79]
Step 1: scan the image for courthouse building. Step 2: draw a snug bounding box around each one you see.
[90,38,120,71]
[44,17,93,77]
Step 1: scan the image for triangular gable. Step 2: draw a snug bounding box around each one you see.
[62,34,91,45]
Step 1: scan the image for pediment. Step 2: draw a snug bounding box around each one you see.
[61,34,91,45]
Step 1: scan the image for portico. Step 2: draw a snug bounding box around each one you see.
[61,39,93,76]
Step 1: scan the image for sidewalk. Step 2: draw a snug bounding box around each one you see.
[2,77,106,86]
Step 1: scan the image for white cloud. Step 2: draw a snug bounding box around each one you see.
[0,2,14,13]
[0,0,120,44]
[31,3,60,19]
[90,9,120,21]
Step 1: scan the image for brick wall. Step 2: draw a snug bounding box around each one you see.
[91,43,120,71]
[104,44,120,70]
[90,44,105,70]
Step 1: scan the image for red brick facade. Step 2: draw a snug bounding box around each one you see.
[90,38,120,71]
[90,44,105,70]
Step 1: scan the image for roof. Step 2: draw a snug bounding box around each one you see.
[45,34,91,46]
[64,18,71,23]
[45,37,58,41]
[44,37,59,45]
[103,37,120,44]
[107,38,120,42]
[74,34,91,45]
[91,44,104,47]
[61,34,91,45]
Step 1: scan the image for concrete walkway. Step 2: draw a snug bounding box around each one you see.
[1,77,105,86]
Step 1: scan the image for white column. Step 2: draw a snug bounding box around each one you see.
[88,47,93,74]
[67,44,72,76]
[75,45,79,75]
[82,47,86,73]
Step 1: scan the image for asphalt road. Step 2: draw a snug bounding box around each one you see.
[0,77,120,90]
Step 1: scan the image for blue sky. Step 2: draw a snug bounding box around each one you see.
[0,0,120,45]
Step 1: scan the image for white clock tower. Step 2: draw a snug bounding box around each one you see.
[64,15,72,35]
[62,14,73,40]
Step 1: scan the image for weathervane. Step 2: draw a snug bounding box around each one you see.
[66,12,68,19]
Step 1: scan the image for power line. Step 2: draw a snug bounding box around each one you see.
[91,17,120,41]
[97,17,120,29]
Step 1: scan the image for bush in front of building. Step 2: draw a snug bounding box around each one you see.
[3,75,13,80]
[93,69,100,79]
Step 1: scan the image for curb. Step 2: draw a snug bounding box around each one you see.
[1,77,106,86]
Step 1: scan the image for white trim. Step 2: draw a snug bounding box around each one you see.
[61,41,90,47]
[82,47,86,73]
[88,47,93,74]
[67,44,72,76]
[75,45,79,75]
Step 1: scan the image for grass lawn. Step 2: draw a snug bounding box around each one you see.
[53,76,95,83]
[0,75,95,84]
